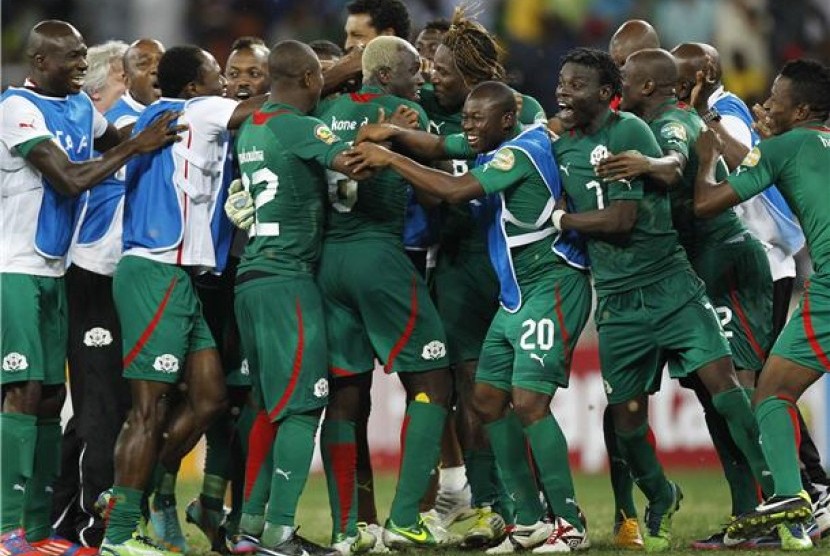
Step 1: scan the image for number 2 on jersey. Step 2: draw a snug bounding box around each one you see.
[241,168,280,235]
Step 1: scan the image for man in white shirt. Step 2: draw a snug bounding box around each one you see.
[0,19,181,556]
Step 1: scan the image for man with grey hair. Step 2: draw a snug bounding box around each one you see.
[314,35,458,552]
[82,40,128,113]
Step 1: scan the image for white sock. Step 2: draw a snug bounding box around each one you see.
[439,465,467,492]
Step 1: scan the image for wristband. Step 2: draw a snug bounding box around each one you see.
[551,209,566,231]
[700,108,721,124]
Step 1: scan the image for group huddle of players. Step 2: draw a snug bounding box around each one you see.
[2,0,830,555]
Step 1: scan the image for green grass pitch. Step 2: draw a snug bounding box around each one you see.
[174,469,827,554]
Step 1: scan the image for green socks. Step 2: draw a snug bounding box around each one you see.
[321,419,358,541]
[265,414,319,528]
[524,415,583,532]
[464,449,499,508]
[711,387,774,495]
[616,422,673,513]
[104,486,144,543]
[0,413,36,534]
[603,407,637,520]
[22,418,61,541]
[484,412,544,525]
[755,396,804,496]
[388,401,447,527]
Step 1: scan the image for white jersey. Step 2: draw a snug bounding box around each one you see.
[1,91,107,277]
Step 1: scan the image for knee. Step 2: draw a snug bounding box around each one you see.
[125,401,166,437]
[197,395,228,426]
[471,387,505,424]
[2,381,42,414]
[512,398,549,427]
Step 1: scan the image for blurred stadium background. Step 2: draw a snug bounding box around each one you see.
[5,0,830,496]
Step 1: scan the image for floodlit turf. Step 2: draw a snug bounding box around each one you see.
[174,469,827,554]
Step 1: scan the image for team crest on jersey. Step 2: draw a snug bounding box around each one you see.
[313,378,329,398]
[421,340,447,361]
[488,148,515,172]
[314,124,338,145]
[153,354,179,373]
[2,352,29,372]
[741,146,761,167]
[589,145,609,166]
[83,327,113,347]
[660,122,687,143]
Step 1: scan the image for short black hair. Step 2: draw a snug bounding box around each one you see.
[158,45,204,98]
[231,36,267,52]
[423,18,451,34]
[561,47,622,97]
[308,39,343,60]
[779,58,830,119]
[346,0,411,40]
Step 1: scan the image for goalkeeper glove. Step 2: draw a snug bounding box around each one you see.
[224,179,255,231]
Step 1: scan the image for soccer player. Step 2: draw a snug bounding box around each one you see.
[673,44,830,536]
[98,45,266,556]
[419,8,547,545]
[343,0,410,53]
[311,35,455,552]
[694,58,830,551]
[551,47,772,552]
[179,37,271,554]
[595,48,777,548]
[309,40,344,72]
[608,20,660,70]
[0,19,180,556]
[347,79,592,553]
[415,19,450,82]
[228,39,369,556]
[50,38,163,552]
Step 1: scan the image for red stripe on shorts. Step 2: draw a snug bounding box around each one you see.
[384,275,418,373]
[331,366,358,377]
[727,269,767,363]
[269,297,305,421]
[122,276,179,369]
[801,281,830,370]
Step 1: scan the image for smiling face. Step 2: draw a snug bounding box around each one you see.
[383,45,424,101]
[762,75,803,136]
[225,46,269,100]
[556,62,611,131]
[34,28,89,96]
[431,44,469,112]
[461,94,514,153]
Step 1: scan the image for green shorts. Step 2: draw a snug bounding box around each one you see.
[771,274,830,374]
[317,240,448,375]
[597,269,732,404]
[114,256,216,383]
[433,248,499,365]
[1,273,67,386]
[476,268,591,395]
[235,274,329,421]
[692,235,773,372]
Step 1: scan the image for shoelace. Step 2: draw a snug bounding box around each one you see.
[546,520,574,545]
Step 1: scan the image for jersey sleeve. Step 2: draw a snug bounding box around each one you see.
[519,94,547,125]
[607,116,658,201]
[655,118,690,159]
[442,132,475,159]
[93,109,108,138]
[471,147,534,194]
[728,136,787,201]
[186,96,239,139]
[1,96,53,155]
[285,116,350,168]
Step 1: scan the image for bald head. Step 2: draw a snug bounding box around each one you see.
[619,49,678,115]
[609,19,660,67]
[468,81,516,114]
[26,20,88,96]
[123,39,165,106]
[670,42,721,102]
[626,48,678,89]
[26,20,83,59]
[268,40,320,81]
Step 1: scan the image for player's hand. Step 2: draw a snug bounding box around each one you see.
[689,56,717,113]
[595,150,650,182]
[336,43,364,77]
[344,142,396,173]
[388,105,420,129]
[548,116,564,137]
[354,122,397,145]
[224,179,254,230]
[132,111,187,153]
[694,128,722,162]
[751,103,773,139]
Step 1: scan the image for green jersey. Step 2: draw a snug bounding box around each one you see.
[314,86,429,243]
[419,87,548,254]
[235,102,350,277]
[650,101,745,259]
[553,109,689,295]
[729,122,830,274]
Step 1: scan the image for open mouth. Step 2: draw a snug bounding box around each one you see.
[466,133,479,148]
[235,89,251,100]
[557,101,574,121]
[71,73,86,88]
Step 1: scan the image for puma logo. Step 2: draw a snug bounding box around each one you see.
[275,468,292,481]
[529,353,547,367]
[13,483,25,493]
[559,163,571,176]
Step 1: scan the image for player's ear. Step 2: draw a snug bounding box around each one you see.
[377,66,392,86]
[598,84,613,102]
[643,78,656,96]
[302,69,313,89]
[502,109,516,131]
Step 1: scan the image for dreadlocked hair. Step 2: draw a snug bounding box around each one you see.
[442,5,505,86]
